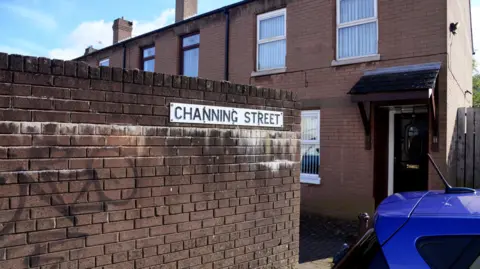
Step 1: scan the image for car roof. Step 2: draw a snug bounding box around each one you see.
[412,190,480,216]
[374,190,480,245]
[377,190,480,218]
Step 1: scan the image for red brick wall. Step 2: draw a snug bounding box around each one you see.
[75,0,467,219]
[0,53,300,269]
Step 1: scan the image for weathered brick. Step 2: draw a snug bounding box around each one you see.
[85,233,118,246]
[29,229,66,243]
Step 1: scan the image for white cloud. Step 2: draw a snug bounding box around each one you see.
[0,45,29,56]
[48,9,175,60]
[132,9,175,36]
[0,3,56,30]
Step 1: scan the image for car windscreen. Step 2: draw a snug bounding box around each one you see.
[333,228,389,269]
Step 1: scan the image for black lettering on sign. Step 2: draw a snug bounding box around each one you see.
[232,110,238,123]
[203,108,211,121]
[224,110,230,122]
[258,112,263,124]
[264,113,270,124]
[275,114,280,125]
[193,108,201,120]
[245,112,251,123]
[251,112,257,124]
[269,114,274,125]
[175,107,182,119]
[212,109,219,122]
[184,107,193,120]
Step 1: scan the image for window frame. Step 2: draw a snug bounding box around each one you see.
[256,8,287,72]
[99,58,110,67]
[181,32,200,77]
[336,0,378,61]
[300,110,321,184]
[141,45,155,72]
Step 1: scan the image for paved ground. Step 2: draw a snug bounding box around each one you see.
[297,214,358,269]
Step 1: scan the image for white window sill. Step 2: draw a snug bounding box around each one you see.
[300,174,321,185]
[331,54,381,67]
[251,68,286,77]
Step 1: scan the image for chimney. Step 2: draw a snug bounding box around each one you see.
[175,0,198,22]
[112,17,133,44]
[84,46,97,55]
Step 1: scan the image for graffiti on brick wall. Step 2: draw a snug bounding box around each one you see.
[0,156,138,268]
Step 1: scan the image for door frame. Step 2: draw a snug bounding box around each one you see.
[387,107,428,196]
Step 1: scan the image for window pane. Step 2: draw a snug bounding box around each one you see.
[417,236,480,269]
[301,115,319,141]
[258,39,286,70]
[301,145,319,175]
[340,0,375,23]
[143,47,155,58]
[259,14,285,40]
[335,230,389,269]
[338,22,377,59]
[143,59,155,72]
[183,48,199,77]
[99,59,109,67]
[183,34,200,47]
[301,112,320,176]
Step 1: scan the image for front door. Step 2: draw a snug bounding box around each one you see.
[393,113,429,193]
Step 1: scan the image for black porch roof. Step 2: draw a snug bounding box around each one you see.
[348,62,442,95]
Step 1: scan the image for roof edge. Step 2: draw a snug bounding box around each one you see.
[74,0,255,61]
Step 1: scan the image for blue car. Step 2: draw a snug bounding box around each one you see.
[334,155,480,269]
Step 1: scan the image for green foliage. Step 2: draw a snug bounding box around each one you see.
[473,60,480,107]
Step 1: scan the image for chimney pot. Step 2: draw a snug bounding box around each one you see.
[112,17,133,44]
[176,0,198,22]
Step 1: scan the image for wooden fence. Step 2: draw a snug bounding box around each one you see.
[455,107,480,188]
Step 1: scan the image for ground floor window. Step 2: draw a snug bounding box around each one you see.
[301,110,320,184]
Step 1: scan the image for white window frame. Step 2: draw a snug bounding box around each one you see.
[300,110,321,185]
[256,8,287,72]
[99,58,110,67]
[336,0,378,61]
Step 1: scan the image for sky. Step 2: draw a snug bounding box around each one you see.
[0,0,241,60]
[0,0,479,61]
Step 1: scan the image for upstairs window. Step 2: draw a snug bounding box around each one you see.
[300,110,320,184]
[256,9,286,71]
[142,46,155,72]
[182,33,200,77]
[337,0,378,60]
[99,58,109,67]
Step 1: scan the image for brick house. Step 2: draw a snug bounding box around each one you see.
[75,0,474,219]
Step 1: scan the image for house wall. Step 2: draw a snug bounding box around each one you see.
[445,0,474,182]
[76,0,469,219]
[0,53,300,269]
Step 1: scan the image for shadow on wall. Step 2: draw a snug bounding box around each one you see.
[447,109,459,187]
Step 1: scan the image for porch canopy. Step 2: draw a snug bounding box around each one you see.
[347,62,442,149]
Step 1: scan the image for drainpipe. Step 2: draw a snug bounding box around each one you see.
[224,8,230,81]
[122,43,127,69]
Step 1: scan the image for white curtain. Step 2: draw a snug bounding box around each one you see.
[260,15,285,39]
[258,14,286,70]
[338,22,377,59]
[258,40,286,70]
[183,48,199,77]
[340,0,375,23]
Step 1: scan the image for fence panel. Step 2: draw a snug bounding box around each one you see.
[466,108,475,188]
[475,110,480,188]
[456,108,466,187]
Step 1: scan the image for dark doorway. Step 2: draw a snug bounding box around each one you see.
[393,113,429,193]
